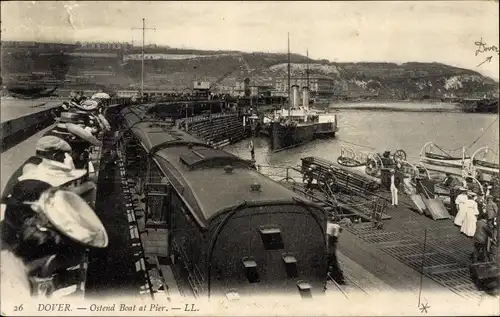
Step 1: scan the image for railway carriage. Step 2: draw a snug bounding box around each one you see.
[119,104,329,299]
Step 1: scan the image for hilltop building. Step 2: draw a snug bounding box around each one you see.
[77,42,132,50]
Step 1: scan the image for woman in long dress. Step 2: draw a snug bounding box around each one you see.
[461,192,480,237]
[454,188,468,226]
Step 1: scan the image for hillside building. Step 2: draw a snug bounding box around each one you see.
[193,81,211,90]
[250,85,272,97]
[274,75,336,98]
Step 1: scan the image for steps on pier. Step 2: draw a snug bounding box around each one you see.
[188,114,246,147]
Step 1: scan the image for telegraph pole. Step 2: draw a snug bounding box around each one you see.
[132,18,156,99]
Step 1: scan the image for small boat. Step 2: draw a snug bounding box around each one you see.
[466,146,500,181]
[419,142,470,175]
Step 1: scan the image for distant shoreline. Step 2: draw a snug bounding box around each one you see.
[328,106,462,113]
[326,99,460,104]
[325,99,466,113]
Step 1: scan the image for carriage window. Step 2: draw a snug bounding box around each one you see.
[242,258,260,283]
[259,227,284,250]
[282,254,298,278]
[296,281,312,299]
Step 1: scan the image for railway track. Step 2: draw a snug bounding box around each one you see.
[326,271,370,299]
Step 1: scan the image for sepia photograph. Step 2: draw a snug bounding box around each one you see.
[0,1,499,316]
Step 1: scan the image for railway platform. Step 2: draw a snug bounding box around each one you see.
[0,97,62,123]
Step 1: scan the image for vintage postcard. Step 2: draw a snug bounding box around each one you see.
[1,1,499,316]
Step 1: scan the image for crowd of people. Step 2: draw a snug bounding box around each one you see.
[0,93,112,299]
[301,161,500,288]
[453,185,499,263]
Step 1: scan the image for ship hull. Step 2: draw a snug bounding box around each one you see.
[271,122,315,151]
[271,122,336,151]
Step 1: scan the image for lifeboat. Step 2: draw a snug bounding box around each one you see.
[466,147,500,181]
[419,142,470,175]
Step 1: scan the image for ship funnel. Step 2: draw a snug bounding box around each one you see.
[291,85,300,109]
[302,86,309,110]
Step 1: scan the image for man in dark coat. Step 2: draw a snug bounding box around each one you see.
[473,213,491,262]
[486,196,498,226]
[326,221,345,285]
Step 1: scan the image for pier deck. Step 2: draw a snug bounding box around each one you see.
[289,181,487,300]
[0,126,53,198]
[0,97,62,123]
[359,191,481,298]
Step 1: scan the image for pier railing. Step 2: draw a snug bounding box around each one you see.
[177,112,240,131]
[256,163,388,224]
[256,164,304,184]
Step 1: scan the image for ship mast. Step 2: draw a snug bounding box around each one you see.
[287,32,291,119]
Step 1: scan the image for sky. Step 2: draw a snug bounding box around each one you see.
[1,1,499,80]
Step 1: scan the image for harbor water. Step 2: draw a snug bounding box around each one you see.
[225,106,499,168]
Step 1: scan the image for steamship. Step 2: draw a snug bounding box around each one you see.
[264,36,338,152]
[265,85,338,152]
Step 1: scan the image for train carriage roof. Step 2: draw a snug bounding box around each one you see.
[154,144,308,228]
[131,123,205,153]
[121,104,319,229]
[120,104,206,152]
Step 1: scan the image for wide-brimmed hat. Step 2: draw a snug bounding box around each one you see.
[467,191,477,196]
[65,123,101,146]
[57,112,86,124]
[36,136,72,153]
[458,187,467,191]
[91,92,110,100]
[36,188,108,248]
[75,99,99,111]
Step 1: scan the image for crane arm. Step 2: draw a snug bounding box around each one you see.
[209,65,242,90]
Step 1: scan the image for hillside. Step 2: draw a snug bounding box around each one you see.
[1,45,498,99]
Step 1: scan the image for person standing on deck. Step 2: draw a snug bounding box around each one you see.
[454,187,469,226]
[476,170,485,183]
[486,196,498,226]
[441,173,457,188]
[326,221,345,285]
[390,169,399,206]
[325,165,338,194]
[485,184,492,197]
[493,216,499,262]
[248,140,255,161]
[461,192,480,237]
[473,213,490,262]
[303,166,315,193]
